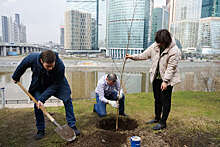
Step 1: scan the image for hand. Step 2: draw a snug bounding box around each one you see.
[117,89,123,100]
[161,82,168,91]
[125,54,133,60]
[108,100,119,108]
[13,80,18,83]
[37,101,44,109]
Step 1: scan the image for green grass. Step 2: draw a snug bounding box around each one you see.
[0,91,219,146]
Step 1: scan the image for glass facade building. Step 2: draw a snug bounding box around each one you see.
[107,0,153,58]
[201,0,220,18]
[1,16,9,43]
[150,7,169,45]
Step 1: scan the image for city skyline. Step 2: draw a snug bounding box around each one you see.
[0,0,165,44]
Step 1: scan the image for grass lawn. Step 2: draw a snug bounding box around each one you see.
[0,91,219,146]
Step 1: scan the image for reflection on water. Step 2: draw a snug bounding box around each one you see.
[0,68,219,100]
[0,71,150,100]
[65,71,151,98]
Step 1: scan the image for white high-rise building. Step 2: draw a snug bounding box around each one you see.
[198,17,220,54]
[66,0,98,50]
[65,10,92,51]
[2,14,27,43]
[19,24,26,43]
[170,0,202,53]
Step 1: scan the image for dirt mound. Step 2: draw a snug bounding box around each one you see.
[97,117,138,131]
[65,130,127,147]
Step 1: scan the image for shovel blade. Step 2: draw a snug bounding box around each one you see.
[55,124,76,142]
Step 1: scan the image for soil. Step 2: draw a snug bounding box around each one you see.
[63,117,220,147]
[65,130,128,147]
[97,117,138,131]
[65,117,137,147]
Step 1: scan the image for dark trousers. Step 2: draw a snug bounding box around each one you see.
[33,91,76,131]
[153,79,173,124]
[94,90,125,117]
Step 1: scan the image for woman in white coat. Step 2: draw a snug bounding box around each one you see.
[126,29,181,130]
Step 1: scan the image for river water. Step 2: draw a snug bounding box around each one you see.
[0,61,219,103]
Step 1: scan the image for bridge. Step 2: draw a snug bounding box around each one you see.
[0,43,49,56]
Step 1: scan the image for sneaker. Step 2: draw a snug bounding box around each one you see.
[71,126,80,136]
[146,119,160,124]
[152,123,166,130]
[34,130,45,140]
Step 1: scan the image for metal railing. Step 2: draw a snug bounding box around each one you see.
[0,87,5,108]
[0,98,62,105]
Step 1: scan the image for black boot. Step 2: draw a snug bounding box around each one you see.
[146,119,160,124]
[34,130,45,140]
[152,123,166,130]
[119,112,128,117]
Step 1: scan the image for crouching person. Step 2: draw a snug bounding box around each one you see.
[12,50,80,140]
[93,73,127,117]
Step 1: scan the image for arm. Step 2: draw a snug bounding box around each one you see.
[96,80,109,103]
[126,43,155,60]
[12,54,33,82]
[163,48,181,82]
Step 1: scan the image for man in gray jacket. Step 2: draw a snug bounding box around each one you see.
[126,29,181,130]
[93,73,127,117]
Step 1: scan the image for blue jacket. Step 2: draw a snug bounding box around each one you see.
[12,52,71,102]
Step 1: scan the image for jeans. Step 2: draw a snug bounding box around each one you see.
[94,90,125,117]
[33,91,76,131]
[153,79,173,124]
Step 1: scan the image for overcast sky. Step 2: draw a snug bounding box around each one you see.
[0,0,165,44]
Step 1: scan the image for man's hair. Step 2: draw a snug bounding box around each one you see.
[41,50,56,63]
[107,73,117,82]
[155,29,172,49]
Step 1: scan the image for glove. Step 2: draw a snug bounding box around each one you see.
[107,100,119,108]
[117,89,124,100]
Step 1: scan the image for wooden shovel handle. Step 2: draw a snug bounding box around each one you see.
[17,82,56,123]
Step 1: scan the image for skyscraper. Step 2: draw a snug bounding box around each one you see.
[65,10,92,50]
[15,13,20,26]
[13,14,21,43]
[60,26,64,46]
[1,16,9,43]
[201,0,220,18]
[107,0,153,59]
[198,0,220,54]
[198,17,220,54]
[66,0,98,50]
[150,7,169,45]
[1,14,27,43]
[19,24,26,43]
[170,0,202,53]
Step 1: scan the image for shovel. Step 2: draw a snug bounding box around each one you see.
[17,82,76,142]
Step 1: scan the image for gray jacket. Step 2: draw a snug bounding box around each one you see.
[132,38,181,86]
